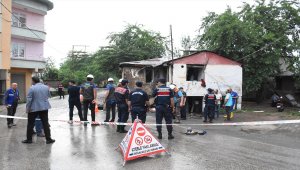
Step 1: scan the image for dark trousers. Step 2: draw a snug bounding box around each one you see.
[204,105,214,121]
[7,102,18,125]
[26,110,51,141]
[117,103,129,123]
[105,100,116,121]
[155,105,173,133]
[83,99,95,121]
[58,90,64,99]
[69,101,83,121]
[180,105,186,119]
[225,106,231,120]
[131,107,146,123]
[117,103,129,130]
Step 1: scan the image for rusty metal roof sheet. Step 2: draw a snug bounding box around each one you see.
[119,58,169,67]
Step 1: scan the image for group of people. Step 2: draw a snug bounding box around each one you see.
[203,88,238,123]
[3,73,239,144]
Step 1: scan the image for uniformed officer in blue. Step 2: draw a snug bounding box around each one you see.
[114,79,130,133]
[152,79,175,139]
[128,81,150,123]
[203,88,216,123]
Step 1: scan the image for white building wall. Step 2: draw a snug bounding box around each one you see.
[205,65,243,109]
[172,64,207,97]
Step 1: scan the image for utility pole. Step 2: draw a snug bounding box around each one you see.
[170,25,174,60]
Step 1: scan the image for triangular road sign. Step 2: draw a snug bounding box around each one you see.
[118,119,167,166]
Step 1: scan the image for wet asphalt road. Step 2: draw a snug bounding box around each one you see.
[1,96,300,170]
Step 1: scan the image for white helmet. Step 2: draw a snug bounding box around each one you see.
[108,78,114,82]
[87,74,94,79]
[119,79,123,83]
[169,84,176,90]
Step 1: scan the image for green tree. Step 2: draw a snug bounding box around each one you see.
[58,24,166,85]
[196,0,300,100]
[42,57,59,80]
[92,24,166,76]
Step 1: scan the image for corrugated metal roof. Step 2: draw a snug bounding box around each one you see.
[119,58,168,67]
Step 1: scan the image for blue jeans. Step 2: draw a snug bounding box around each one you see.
[35,116,43,134]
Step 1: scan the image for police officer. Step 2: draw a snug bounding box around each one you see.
[114,79,130,133]
[203,88,216,123]
[128,81,150,123]
[152,79,175,139]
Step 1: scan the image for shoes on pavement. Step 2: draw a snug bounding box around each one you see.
[174,121,180,124]
[119,127,128,133]
[84,122,88,126]
[203,120,208,123]
[68,120,73,124]
[158,132,162,139]
[109,119,114,122]
[7,124,12,128]
[22,139,32,144]
[168,134,174,140]
[91,121,99,126]
[46,139,55,144]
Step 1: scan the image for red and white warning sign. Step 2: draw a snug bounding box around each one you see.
[118,120,167,165]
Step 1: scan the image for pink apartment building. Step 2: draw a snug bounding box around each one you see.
[10,0,53,100]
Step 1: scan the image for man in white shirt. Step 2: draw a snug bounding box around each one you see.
[214,89,222,119]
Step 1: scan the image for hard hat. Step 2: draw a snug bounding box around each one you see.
[169,84,176,90]
[108,78,114,82]
[87,74,94,79]
[119,79,123,83]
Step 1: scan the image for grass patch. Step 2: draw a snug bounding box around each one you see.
[287,111,300,116]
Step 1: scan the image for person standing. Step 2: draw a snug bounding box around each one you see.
[179,87,187,120]
[22,76,55,144]
[58,82,64,99]
[80,74,98,126]
[230,88,239,118]
[68,80,83,124]
[170,84,184,124]
[203,88,216,123]
[224,89,233,121]
[215,89,222,119]
[152,79,175,140]
[4,83,20,128]
[128,81,150,123]
[104,78,116,122]
[114,79,130,133]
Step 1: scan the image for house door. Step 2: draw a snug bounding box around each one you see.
[11,73,26,102]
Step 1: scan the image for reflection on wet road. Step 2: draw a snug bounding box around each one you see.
[1,97,300,170]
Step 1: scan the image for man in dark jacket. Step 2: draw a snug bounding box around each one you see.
[203,88,216,123]
[80,74,98,126]
[128,81,150,123]
[104,78,116,122]
[114,79,130,133]
[68,80,83,123]
[4,83,20,128]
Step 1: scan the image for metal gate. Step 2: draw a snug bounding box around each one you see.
[11,73,26,102]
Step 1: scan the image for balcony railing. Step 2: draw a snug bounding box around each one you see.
[11,26,46,42]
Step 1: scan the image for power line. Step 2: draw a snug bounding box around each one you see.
[0,1,66,56]
[236,37,283,62]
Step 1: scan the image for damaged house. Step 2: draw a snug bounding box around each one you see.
[119,51,243,112]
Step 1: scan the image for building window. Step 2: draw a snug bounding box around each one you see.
[145,68,153,83]
[186,65,204,81]
[11,43,25,58]
[12,12,26,28]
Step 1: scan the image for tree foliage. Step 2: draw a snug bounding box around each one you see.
[196,0,300,95]
[42,57,59,80]
[58,24,166,85]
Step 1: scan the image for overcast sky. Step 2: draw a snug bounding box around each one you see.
[44,0,253,67]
